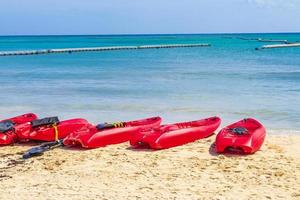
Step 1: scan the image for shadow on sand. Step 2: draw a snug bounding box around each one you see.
[209,142,248,157]
[126,146,155,152]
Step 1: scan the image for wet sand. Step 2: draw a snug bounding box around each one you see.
[0,134,299,200]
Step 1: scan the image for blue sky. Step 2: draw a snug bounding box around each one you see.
[0,0,299,35]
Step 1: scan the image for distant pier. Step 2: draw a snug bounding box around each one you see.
[255,43,300,50]
[236,36,300,50]
[237,37,289,43]
[0,44,211,56]
[256,38,289,43]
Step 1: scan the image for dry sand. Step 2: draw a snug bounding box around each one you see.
[0,134,299,200]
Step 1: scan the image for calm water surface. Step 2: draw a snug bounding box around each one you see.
[0,34,299,132]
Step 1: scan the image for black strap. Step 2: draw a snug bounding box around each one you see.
[31,117,59,128]
[22,139,64,159]
[96,122,125,130]
[0,120,14,133]
[96,123,115,130]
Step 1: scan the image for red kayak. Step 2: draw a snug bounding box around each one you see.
[0,113,38,124]
[130,116,221,149]
[63,116,162,148]
[0,113,38,145]
[14,117,89,142]
[215,118,266,154]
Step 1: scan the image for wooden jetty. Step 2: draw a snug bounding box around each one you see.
[256,43,300,50]
[0,44,211,56]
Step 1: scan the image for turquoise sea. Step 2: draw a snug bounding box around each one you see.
[0,33,299,132]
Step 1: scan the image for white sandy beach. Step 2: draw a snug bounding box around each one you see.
[0,134,299,200]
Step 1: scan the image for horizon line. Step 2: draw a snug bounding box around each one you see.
[0,31,300,37]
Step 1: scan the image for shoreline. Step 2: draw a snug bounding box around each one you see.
[0,134,299,199]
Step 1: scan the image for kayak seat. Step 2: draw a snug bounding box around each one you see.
[0,120,14,133]
[31,117,59,128]
[96,123,115,130]
[229,127,248,135]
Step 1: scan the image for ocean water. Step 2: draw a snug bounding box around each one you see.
[0,33,299,132]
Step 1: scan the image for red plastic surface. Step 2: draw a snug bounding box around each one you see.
[15,118,89,142]
[215,118,266,154]
[63,116,162,148]
[0,113,38,145]
[130,116,221,149]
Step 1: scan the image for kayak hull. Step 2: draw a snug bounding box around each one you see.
[1,113,38,124]
[215,118,266,154]
[63,116,162,148]
[0,113,38,145]
[130,116,221,149]
[15,118,89,142]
